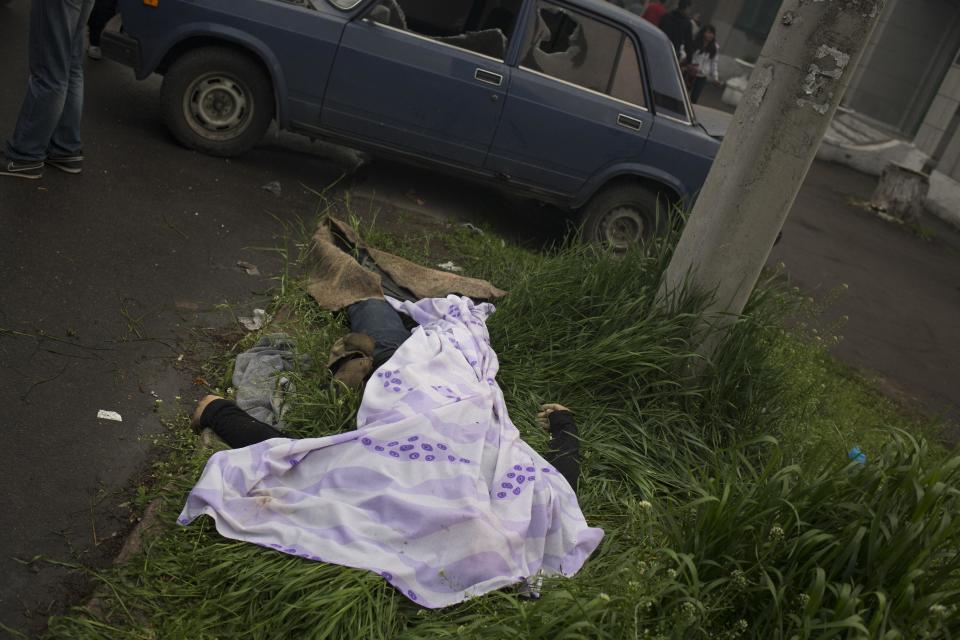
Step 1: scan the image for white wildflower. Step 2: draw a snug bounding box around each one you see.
[731,569,747,588]
[769,525,785,542]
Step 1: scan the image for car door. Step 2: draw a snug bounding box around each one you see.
[485,1,651,196]
[322,0,524,169]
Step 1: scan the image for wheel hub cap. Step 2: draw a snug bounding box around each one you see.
[602,206,646,251]
[187,75,249,133]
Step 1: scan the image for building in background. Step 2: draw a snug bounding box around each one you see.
[686,0,960,184]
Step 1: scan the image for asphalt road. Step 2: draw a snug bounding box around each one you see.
[0,3,363,635]
[1,2,959,636]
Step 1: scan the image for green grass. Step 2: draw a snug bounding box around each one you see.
[43,208,959,639]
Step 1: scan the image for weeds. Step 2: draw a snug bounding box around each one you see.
[45,205,958,639]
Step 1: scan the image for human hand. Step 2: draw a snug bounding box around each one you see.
[536,403,570,430]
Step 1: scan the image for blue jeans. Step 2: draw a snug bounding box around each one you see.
[6,0,96,162]
[346,299,411,369]
[689,76,707,104]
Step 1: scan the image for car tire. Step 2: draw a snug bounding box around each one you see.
[579,183,670,252]
[161,47,274,157]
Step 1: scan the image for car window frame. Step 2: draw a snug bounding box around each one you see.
[357,0,524,64]
[327,0,365,10]
[647,47,696,126]
[517,0,651,113]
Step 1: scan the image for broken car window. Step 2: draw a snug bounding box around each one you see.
[369,0,523,61]
[521,2,647,109]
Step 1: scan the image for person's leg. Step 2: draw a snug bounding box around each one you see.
[346,299,411,369]
[48,0,95,164]
[5,0,88,164]
[87,0,117,47]
[197,397,285,448]
[690,76,706,104]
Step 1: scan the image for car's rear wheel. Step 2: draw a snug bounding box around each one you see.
[579,183,670,252]
[161,47,274,157]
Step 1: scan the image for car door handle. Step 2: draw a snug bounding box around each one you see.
[475,68,503,87]
[617,114,644,131]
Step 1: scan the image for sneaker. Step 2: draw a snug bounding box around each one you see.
[0,155,43,180]
[46,155,83,174]
[87,46,102,60]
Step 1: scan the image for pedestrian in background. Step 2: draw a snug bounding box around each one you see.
[687,24,720,103]
[658,0,695,61]
[1,0,96,180]
[641,0,667,26]
[86,0,117,60]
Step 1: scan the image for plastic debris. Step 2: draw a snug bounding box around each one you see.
[239,309,269,331]
[848,447,867,465]
[261,181,282,196]
[97,410,123,422]
[237,260,261,276]
[460,222,484,235]
[437,261,464,273]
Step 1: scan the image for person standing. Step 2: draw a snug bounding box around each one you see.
[1,0,96,180]
[86,0,118,60]
[641,0,667,26]
[658,0,695,61]
[687,25,720,104]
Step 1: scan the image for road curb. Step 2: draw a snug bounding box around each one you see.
[84,487,173,619]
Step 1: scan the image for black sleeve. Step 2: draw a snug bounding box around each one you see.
[544,411,580,491]
[200,399,286,449]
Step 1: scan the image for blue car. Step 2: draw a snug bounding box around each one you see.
[103,0,720,248]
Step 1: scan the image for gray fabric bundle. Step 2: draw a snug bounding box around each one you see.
[232,333,310,429]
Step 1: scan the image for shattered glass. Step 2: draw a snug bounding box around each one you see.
[522,1,646,109]
[369,0,523,60]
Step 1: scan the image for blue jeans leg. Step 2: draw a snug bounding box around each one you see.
[48,19,88,158]
[6,0,95,162]
[346,299,411,369]
[690,76,707,104]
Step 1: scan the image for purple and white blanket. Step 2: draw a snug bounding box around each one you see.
[178,295,603,608]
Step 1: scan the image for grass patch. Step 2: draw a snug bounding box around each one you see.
[44,207,959,639]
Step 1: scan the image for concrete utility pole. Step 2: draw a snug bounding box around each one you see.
[660,0,885,332]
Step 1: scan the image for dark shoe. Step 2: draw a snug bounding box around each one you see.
[0,156,43,180]
[46,155,83,174]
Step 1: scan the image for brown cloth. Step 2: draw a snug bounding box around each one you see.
[306,217,507,312]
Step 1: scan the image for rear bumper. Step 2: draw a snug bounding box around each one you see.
[102,27,141,72]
